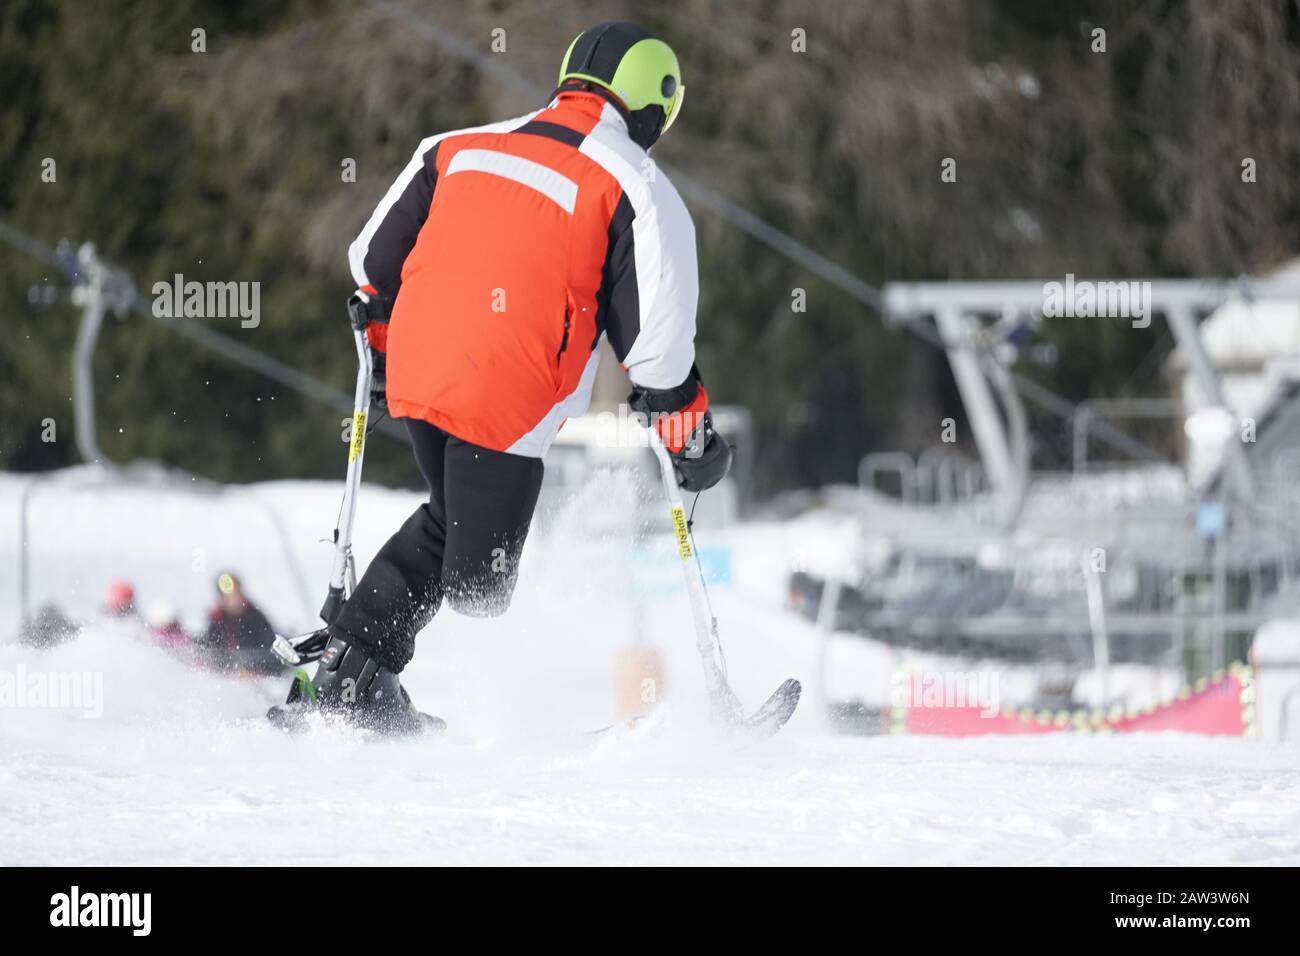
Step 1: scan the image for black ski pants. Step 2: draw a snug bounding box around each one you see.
[334,418,544,672]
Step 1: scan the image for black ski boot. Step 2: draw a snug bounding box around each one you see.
[267,630,445,735]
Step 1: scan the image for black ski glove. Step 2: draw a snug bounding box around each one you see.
[629,379,733,493]
[673,409,732,492]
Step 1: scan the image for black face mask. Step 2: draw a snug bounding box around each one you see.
[552,81,666,150]
[627,104,666,150]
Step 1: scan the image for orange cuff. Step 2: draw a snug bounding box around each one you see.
[655,385,709,453]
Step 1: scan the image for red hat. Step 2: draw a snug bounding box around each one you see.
[105,579,136,615]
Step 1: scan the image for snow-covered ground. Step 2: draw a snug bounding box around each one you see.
[2,468,1299,865]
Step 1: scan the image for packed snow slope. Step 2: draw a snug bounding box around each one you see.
[2,468,1299,865]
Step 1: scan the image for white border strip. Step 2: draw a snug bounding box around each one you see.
[445,148,578,215]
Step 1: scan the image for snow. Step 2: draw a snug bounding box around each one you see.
[2,468,1299,865]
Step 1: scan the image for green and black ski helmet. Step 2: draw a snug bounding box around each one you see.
[558,21,683,148]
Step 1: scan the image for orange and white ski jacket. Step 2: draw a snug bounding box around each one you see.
[348,88,704,457]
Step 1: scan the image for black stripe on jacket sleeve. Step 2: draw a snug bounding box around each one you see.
[362,142,439,299]
[596,191,639,359]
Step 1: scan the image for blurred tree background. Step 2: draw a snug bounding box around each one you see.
[2,0,1299,493]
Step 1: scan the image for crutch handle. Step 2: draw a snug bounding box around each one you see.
[320,585,345,626]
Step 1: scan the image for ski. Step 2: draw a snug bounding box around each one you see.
[584,714,651,738]
[584,679,801,739]
[266,668,446,736]
[267,701,448,737]
[738,678,802,735]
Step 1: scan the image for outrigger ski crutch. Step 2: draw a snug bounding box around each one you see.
[649,433,801,734]
[271,295,375,669]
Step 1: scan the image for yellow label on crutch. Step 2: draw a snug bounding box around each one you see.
[671,505,692,559]
[349,410,367,463]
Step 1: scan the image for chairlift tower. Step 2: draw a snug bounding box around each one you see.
[62,241,138,466]
[880,276,1300,505]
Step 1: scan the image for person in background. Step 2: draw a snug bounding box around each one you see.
[144,601,190,651]
[104,579,138,619]
[19,603,78,648]
[201,572,280,674]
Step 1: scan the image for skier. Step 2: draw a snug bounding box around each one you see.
[144,601,191,651]
[272,21,730,731]
[103,579,138,619]
[202,572,280,674]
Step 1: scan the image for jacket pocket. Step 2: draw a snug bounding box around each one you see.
[554,293,573,391]
[556,301,571,364]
